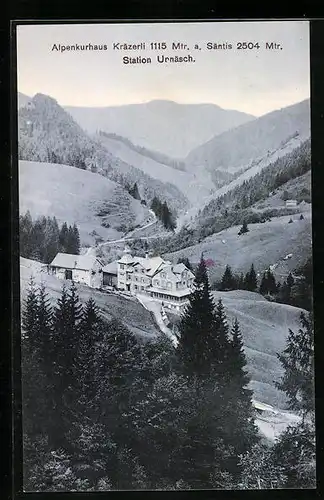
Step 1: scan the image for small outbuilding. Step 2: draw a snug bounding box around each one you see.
[49,252,103,288]
[102,260,118,288]
[285,199,297,209]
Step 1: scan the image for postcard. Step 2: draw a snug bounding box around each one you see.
[14,20,314,491]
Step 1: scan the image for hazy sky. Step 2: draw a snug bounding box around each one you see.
[17,21,310,116]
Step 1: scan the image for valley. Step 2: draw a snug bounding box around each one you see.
[18,91,313,445]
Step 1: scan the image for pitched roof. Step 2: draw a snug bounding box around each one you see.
[50,253,100,271]
[102,260,118,275]
[118,253,135,264]
[172,263,186,273]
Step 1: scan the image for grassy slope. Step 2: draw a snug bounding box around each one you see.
[211,290,303,408]
[20,257,160,339]
[165,211,312,284]
[19,160,152,245]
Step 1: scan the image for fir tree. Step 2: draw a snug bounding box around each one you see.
[220,265,236,291]
[224,319,258,457]
[259,272,267,295]
[276,311,314,415]
[247,264,257,292]
[287,272,295,289]
[259,270,276,296]
[22,277,39,348]
[213,299,231,382]
[72,223,81,254]
[21,279,50,440]
[129,182,141,200]
[177,255,218,378]
[59,222,69,250]
[238,273,245,290]
[74,298,101,411]
[238,220,249,235]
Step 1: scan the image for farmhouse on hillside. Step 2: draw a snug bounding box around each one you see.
[285,199,297,209]
[103,247,195,312]
[49,253,103,288]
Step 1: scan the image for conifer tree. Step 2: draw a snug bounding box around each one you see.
[267,270,277,295]
[129,182,141,200]
[74,298,101,411]
[59,222,69,250]
[238,220,249,235]
[177,256,218,378]
[213,299,231,381]
[21,279,49,439]
[287,272,295,289]
[72,223,81,254]
[224,319,258,456]
[220,265,236,290]
[52,282,83,443]
[22,277,39,349]
[276,311,314,415]
[246,264,257,292]
[259,272,267,295]
[238,273,245,290]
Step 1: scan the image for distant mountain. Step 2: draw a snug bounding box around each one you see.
[18,93,188,213]
[95,131,215,206]
[18,92,31,108]
[65,99,255,158]
[186,99,310,175]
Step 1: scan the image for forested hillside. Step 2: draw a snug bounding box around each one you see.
[186,99,310,175]
[155,139,311,254]
[18,94,188,212]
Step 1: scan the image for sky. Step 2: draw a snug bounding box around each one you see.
[16,21,310,116]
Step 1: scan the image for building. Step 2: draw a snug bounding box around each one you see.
[107,247,195,312]
[285,199,297,209]
[49,252,103,288]
[102,261,118,287]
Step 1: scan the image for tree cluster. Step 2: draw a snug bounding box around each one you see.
[219,264,257,292]
[217,258,312,313]
[20,211,80,264]
[22,259,258,491]
[125,182,141,201]
[150,196,176,231]
[22,252,315,491]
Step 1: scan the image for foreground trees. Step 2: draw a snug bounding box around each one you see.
[22,259,315,490]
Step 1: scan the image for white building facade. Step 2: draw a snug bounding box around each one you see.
[50,253,103,288]
[116,248,195,312]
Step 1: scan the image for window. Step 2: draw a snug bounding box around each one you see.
[141,277,145,282]
[154,279,159,286]
[120,264,124,270]
[65,269,72,280]
[135,285,138,290]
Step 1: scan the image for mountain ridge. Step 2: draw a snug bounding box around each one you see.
[186,98,310,174]
[64,99,256,157]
